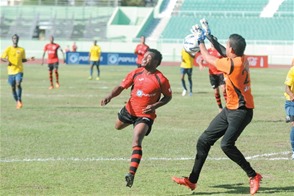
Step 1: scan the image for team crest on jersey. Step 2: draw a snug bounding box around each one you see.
[136,90,143,97]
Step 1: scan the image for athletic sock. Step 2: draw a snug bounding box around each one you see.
[181,79,187,90]
[12,89,17,101]
[223,90,227,102]
[215,92,222,108]
[129,146,142,175]
[49,71,53,86]
[55,70,59,84]
[291,127,294,152]
[17,85,22,101]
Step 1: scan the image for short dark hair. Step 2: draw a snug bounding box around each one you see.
[12,34,19,39]
[229,34,246,56]
[148,48,162,66]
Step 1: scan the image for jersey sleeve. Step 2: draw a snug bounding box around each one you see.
[43,44,48,51]
[161,78,172,97]
[285,68,294,86]
[1,47,9,58]
[120,71,135,89]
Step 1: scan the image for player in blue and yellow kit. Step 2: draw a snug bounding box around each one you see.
[89,40,101,80]
[1,34,34,109]
[284,62,294,160]
[180,48,195,96]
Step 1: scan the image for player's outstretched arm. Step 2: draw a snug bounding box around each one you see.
[60,48,65,63]
[199,43,218,67]
[199,18,226,57]
[101,85,125,106]
[41,51,46,65]
[22,57,35,63]
[206,34,227,57]
[1,57,8,63]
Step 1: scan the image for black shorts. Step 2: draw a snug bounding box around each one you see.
[48,62,59,71]
[209,74,225,89]
[118,106,154,136]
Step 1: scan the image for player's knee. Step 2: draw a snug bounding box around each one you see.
[220,142,232,153]
[197,134,210,150]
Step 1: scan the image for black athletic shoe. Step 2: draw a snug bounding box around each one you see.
[125,173,134,188]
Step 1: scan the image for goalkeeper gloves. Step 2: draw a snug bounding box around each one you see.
[190,24,205,43]
[200,18,211,36]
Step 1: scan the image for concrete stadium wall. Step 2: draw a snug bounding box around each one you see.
[1,40,293,66]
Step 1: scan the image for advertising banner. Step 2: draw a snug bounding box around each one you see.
[66,52,137,66]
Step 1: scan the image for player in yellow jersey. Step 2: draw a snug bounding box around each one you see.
[1,34,34,109]
[88,40,102,80]
[180,48,195,96]
[284,62,294,160]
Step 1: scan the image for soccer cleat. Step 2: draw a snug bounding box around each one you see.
[292,152,294,160]
[88,76,92,80]
[249,173,262,195]
[200,18,211,36]
[189,92,193,96]
[49,85,54,90]
[172,176,196,191]
[182,89,187,96]
[55,83,60,88]
[16,101,23,109]
[125,173,134,188]
[96,77,100,80]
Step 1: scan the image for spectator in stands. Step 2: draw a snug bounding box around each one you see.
[284,59,294,160]
[198,40,227,112]
[101,48,172,188]
[134,36,149,68]
[1,34,35,109]
[180,48,195,96]
[41,35,65,90]
[88,40,101,80]
[65,45,70,53]
[72,42,77,52]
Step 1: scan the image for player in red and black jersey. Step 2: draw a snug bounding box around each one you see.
[199,39,227,112]
[42,36,65,89]
[134,36,149,68]
[101,48,172,188]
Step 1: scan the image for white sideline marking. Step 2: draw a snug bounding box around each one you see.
[0,151,291,163]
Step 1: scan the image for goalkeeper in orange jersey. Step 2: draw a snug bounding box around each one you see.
[172,19,262,195]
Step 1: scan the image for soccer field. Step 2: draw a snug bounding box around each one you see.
[1,64,293,195]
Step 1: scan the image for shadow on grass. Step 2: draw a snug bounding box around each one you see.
[184,183,294,195]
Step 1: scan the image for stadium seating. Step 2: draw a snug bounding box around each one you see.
[161,0,294,41]
[1,6,114,40]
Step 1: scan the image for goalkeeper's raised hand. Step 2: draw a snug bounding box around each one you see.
[200,18,211,36]
[190,24,205,43]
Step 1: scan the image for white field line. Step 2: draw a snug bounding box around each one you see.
[0,151,291,163]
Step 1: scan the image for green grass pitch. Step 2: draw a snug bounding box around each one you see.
[1,64,293,195]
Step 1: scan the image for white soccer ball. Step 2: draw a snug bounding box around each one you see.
[183,34,199,55]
